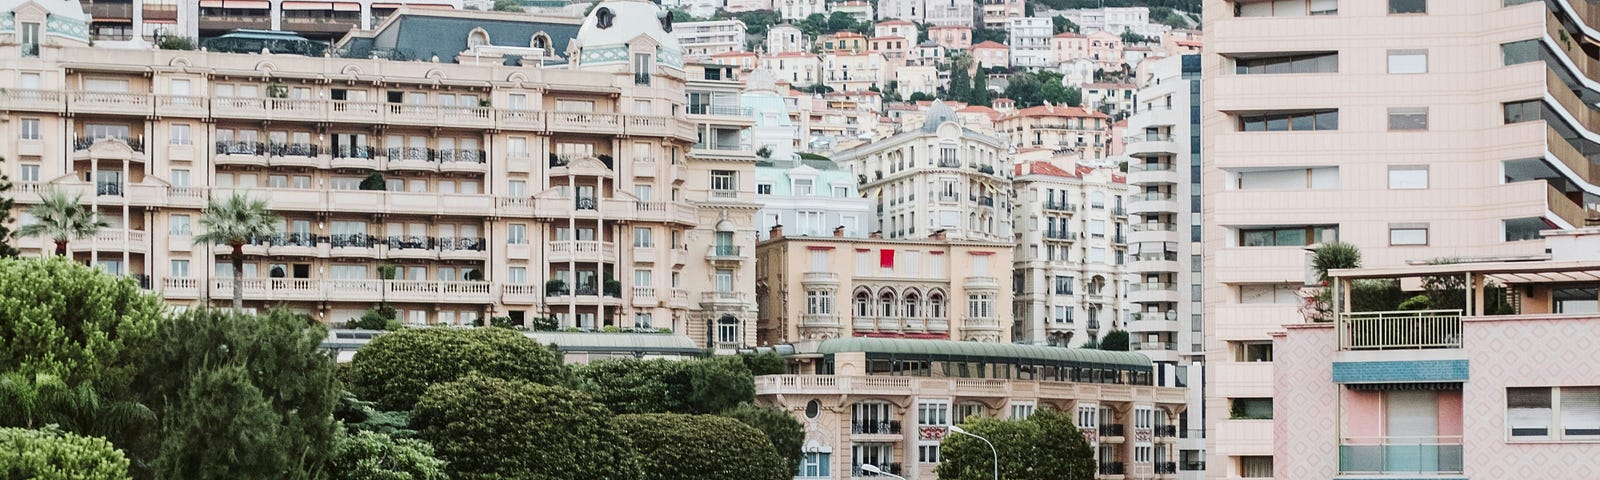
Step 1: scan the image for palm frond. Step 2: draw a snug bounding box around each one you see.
[195,191,283,247]
[20,189,105,243]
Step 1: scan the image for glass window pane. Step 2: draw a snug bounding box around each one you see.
[1508,387,1552,437]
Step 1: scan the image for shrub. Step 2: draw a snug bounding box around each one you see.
[329,430,447,480]
[720,404,804,475]
[0,427,131,480]
[349,328,565,411]
[613,413,789,480]
[0,256,165,390]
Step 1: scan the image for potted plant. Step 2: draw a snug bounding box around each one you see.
[463,269,484,281]
[359,171,386,191]
[266,81,289,99]
[603,277,622,297]
[545,279,567,295]
[532,315,559,331]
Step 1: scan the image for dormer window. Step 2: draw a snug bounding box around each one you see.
[467,28,490,49]
[595,7,614,29]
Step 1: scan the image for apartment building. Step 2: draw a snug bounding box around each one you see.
[673,19,748,62]
[75,0,461,47]
[1007,17,1054,69]
[996,104,1113,160]
[877,0,921,22]
[1202,0,1600,476]
[761,52,822,87]
[971,41,1009,68]
[835,102,1013,243]
[829,0,873,22]
[921,0,973,27]
[1085,82,1138,118]
[1059,6,1170,38]
[765,23,809,54]
[780,0,824,21]
[926,25,972,50]
[1127,54,1205,480]
[821,50,886,92]
[755,337,1186,479]
[1275,244,1600,478]
[1,0,759,350]
[1010,160,1134,350]
[980,0,1023,29]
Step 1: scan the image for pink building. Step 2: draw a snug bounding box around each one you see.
[1271,258,1600,479]
[1087,30,1125,70]
[971,40,1009,68]
[928,25,972,50]
[1052,32,1090,64]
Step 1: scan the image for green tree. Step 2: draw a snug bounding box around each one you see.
[0,373,155,446]
[0,257,165,389]
[970,71,991,106]
[1052,15,1079,34]
[937,409,1094,480]
[570,356,754,415]
[194,192,281,311]
[349,327,565,411]
[1002,71,1042,106]
[0,157,17,258]
[329,431,447,480]
[18,189,108,255]
[947,60,972,103]
[799,13,827,38]
[826,11,858,33]
[741,351,787,376]
[0,427,132,480]
[908,91,934,102]
[1311,241,1362,283]
[1099,330,1130,351]
[614,413,789,480]
[412,375,640,480]
[670,8,694,22]
[720,403,804,475]
[133,309,339,480]
[334,391,416,439]
[490,0,519,11]
[733,10,780,37]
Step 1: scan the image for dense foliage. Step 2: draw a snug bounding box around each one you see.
[329,431,447,480]
[1003,70,1082,108]
[0,427,132,480]
[349,327,565,411]
[937,409,1095,480]
[1099,330,1130,351]
[0,256,164,388]
[570,356,754,415]
[614,414,789,480]
[411,375,640,480]
[0,157,16,258]
[721,403,805,474]
[741,351,788,376]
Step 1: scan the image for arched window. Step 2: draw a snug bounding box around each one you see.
[903,290,920,319]
[879,289,896,318]
[1089,275,1106,295]
[467,28,490,49]
[717,315,738,344]
[928,291,946,319]
[854,289,872,317]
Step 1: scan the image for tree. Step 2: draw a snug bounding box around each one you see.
[1052,15,1079,35]
[733,10,781,37]
[720,403,804,475]
[18,189,107,255]
[614,413,789,480]
[333,391,416,439]
[670,8,695,23]
[1002,71,1042,107]
[0,257,165,389]
[194,192,281,311]
[411,375,640,480]
[1099,330,1130,351]
[1121,31,1151,45]
[937,409,1095,480]
[349,327,565,411]
[490,0,519,11]
[329,431,447,480]
[826,11,858,33]
[132,309,340,480]
[970,71,991,106]
[908,91,934,102]
[947,60,972,103]
[741,352,787,376]
[0,372,155,445]
[359,171,387,191]
[0,427,132,480]
[0,157,17,258]
[799,13,827,38]
[1311,241,1362,283]
[570,356,754,415]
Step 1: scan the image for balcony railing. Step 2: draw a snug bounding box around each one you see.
[686,104,751,116]
[216,140,266,155]
[268,142,320,157]
[1132,223,1177,232]
[1339,436,1464,474]
[438,237,486,251]
[1340,310,1463,350]
[75,136,145,153]
[386,235,435,250]
[1098,424,1124,436]
[1098,461,1125,475]
[850,420,901,435]
[1155,461,1178,474]
[1044,200,1077,211]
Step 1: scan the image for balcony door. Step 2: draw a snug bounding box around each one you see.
[1386,391,1439,472]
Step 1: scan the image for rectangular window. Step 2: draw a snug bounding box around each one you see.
[716,269,734,292]
[1501,39,1540,66]
[1009,402,1036,419]
[170,259,190,278]
[170,124,192,145]
[19,164,40,182]
[20,118,39,140]
[1504,100,1541,124]
[793,178,814,195]
[799,452,830,478]
[508,224,527,244]
[1231,398,1274,419]
[1238,110,1338,131]
[1387,107,1428,131]
[508,267,528,284]
[711,170,735,191]
[1239,225,1337,247]
[1561,387,1600,438]
[918,401,950,426]
[757,183,772,195]
[1387,50,1428,74]
[1389,0,1425,14]
[170,214,192,235]
[1234,52,1338,74]
[1240,456,1274,478]
[633,227,653,247]
[1389,224,1429,245]
[1388,165,1429,189]
[918,444,940,463]
[967,293,993,318]
[1236,341,1274,362]
[1509,387,1553,438]
[1055,275,1074,295]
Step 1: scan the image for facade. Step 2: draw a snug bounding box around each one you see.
[970,40,1009,68]
[780,0,825,21]
[996,105,1113,160]
[1010,161,1134,350]
[1274,257,1600,479]
[76,0,462,47]
[1126,54,1205,480]
[1007,16,1054,69]
[835,102,1013,243]
[754,235,1014,344]
[822,51,887,92]
[674,19,749,61]
[1201,0,1600,477]
[979,0,1024,29]
[754,161,872,241]
[877,0,922,22]
[873,19,917,42]
[766,23,810,54]
[921,0,974,27]
[723,0,772,13]
[762,52,822,86]
[829,1,873,22]
[755,337,1187,479]
[1060,6,1170,38]
[927,25,972,50]
[1,0,761,350]
[819,32,869,53]
[1084,83,1139,118]
[895,64,940,97]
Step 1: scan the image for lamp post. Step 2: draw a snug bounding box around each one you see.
[860,463,907,480]
[948,424,999,480]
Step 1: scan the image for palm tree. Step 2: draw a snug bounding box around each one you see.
[195,192,281,311]
[17,189,108,255]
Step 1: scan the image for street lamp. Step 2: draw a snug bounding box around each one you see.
[860,463,907,480]
[948,424,999,480]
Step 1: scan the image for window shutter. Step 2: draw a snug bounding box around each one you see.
[1562,387,1600,436]
[1508,387,1553,437]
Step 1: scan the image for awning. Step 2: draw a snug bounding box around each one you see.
[333,2,360,11]
[282,1,334,9]
[217,0,269,8]
[370,2,401,7]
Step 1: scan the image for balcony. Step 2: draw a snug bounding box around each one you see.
[385,236,437,260]
[669,288,691,308]
[1043,200,1077,212]
[267,143,324,168]
[215,141,268,166]
[1127,161,1180,185]
[1340,310,1462,351]
[438,237,488,260]
[330,145,380,170]
[631,201,698,225]
[1128,282,1179,303]
[707,245,745,262]
[501,284,539,304]
[1339,436,1463,475]
[155,95,208,117]
[548,240,617,263]
[1128,222,1179,243]
[801,313,840,327]
[849,420,902,436]
[802,272,839,285]
[88,229,148,253]
[700,291,747,307]
[68,91,151,116]
[329,234,380,258]
[3,89,64,112]
[1127,191,1178,215]
[1043,229,1075,242]
[385,147,436,171]
[437,149,488,174]
[964,276,999,290]
[1129,252,1180,274]
[547,111,623,135]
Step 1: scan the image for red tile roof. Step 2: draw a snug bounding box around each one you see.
[972,41,1007,49]
[1053,32,1084,38]
[878,19,914,26]
[1005,104,1109,120]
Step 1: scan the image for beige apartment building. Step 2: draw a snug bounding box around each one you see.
[753,228,1014,345]
[756,337,1187,479]
[996,104,1115,160]
[1,0,758,349]
[1203,0,1600,477]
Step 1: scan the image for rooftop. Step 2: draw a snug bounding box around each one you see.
[816,337,1153,369]
[972,41,1007,49]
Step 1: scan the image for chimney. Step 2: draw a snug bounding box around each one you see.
[869,230,883,239]
[769,224,783,239]
[928,229,947,241]
[834,225,846,237]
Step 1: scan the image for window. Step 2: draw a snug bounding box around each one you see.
[1088,247,1106,263]
[1509,387,1553,438]
[1136,446,1152,463]
[1387,107,1428,130]
[1553,286,1598,313]
[1504,100,1541,123]
[716,315,738,344]
[1234,52,1338,74]
[806,290,833,315]
[918,444,940,463]
[170,124,192,145]
[1239,225,1337,247]
[1562,387,1600,438]
[1240,456,1273,478]
[967,293,993,318]
[20,118,39,140]
[834,185,850,197]
[19,164,40,182]
[1502,39,1540,66]
[919,401,950,426]
[716,269,734,292]
[1238,110,1338,131]
[1389,0,1425,14]
[799,452,830,478]
[633,227,653,247]
[1230,398,1273,419]
[1236,342,1274,362]
[954,402,985,424]
[1388,165,1429,189]
[1089,220,1106,237]
[1055,275,1074,295]
[711,170,735,191]
[170,214,192,235]
[1387,50,1428,74]
[757,183,773,195]
[1389,224,1429,245]
[508,267,527,284]
[170,259,190,278]
[508,224,527,244]
[1009,402,1036,419]
[793,178,814,195]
